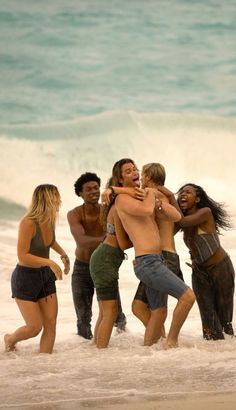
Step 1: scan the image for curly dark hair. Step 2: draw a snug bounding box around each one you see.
[74,172,101,197]
[177,183,232,233]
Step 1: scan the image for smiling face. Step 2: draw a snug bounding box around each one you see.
[177,184,200,212]
[120,162,140,187]
[80,181,100,204]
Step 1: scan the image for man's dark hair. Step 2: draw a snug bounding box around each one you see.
[74,172,101,197]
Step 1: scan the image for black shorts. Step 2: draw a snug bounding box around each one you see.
[11,264,56,302]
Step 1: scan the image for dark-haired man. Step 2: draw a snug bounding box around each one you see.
[67,172,126,339]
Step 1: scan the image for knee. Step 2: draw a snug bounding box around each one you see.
[132,300,142,317]
[181,288,196,306]
[28,323,43,337]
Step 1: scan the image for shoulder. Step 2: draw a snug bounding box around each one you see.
[198,207,212,216]
[19,218,36,235]
[67,206,82,221]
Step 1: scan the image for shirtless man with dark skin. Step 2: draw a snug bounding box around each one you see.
[67,172,126,340]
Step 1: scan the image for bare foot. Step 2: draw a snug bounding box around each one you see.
[4,334,16,352]
[162,338,178,350]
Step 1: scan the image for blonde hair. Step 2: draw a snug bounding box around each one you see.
[26,184,61,226]
[142,163,166,186]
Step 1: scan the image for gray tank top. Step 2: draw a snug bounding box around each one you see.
[29,221,55,258]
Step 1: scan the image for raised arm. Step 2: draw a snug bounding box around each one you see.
[156,200,181,222]
[177,207,212,228]
[115,188,156,217]
[101,186,145,204]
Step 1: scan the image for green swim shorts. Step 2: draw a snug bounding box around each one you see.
[90,243,124,300]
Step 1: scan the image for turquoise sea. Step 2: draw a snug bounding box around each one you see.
[1,0,236,125]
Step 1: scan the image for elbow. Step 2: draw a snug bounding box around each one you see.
[174,212,182,222]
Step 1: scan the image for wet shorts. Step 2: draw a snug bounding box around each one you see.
[133,253,188,310]
[90,243,124,300]
[11,264,56,302]
[134,251,184,305]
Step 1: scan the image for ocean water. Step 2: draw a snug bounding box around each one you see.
[1,1,236,409]
[0,0,236,124]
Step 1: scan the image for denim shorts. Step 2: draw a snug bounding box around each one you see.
[11,264,56,301]
[90,243,124,300]
[134,251,184,306]
[133,253,188,310]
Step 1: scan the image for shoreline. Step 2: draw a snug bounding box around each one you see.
[4,392,236,410]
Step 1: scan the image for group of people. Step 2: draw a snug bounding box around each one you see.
[4,158,235,353]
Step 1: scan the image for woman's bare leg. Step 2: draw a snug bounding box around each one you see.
[38,293,58,353]
[4,298,43,351]
[93,301,103,345]
[96,300,118,348]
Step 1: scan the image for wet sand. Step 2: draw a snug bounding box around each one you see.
[5,392,236,410]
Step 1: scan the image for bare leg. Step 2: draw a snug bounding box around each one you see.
[4,298,43,351]
[132,299,166,339]
[93,301,103,345]
[165,288,195,348]
[144,307,167,346]
[96,300,118,348]
[38,293,58,353]
[132,299,151,326]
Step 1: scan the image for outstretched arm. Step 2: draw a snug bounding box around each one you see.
[67,209,104,248]
[177,207,212,227]
[116,188,156,217]
[101,186,145,205]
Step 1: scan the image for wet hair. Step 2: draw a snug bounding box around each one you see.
[26,184,61,226]
[74,172,101,197]
[101,158,135,228]
[142,163,166,186]
[177,183,232,232]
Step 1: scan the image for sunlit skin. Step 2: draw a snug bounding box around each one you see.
[177,185,226,265]
[115,162,195,348]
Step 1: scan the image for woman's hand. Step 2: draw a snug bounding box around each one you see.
[61,254,70,275]
[50,261,63,280]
